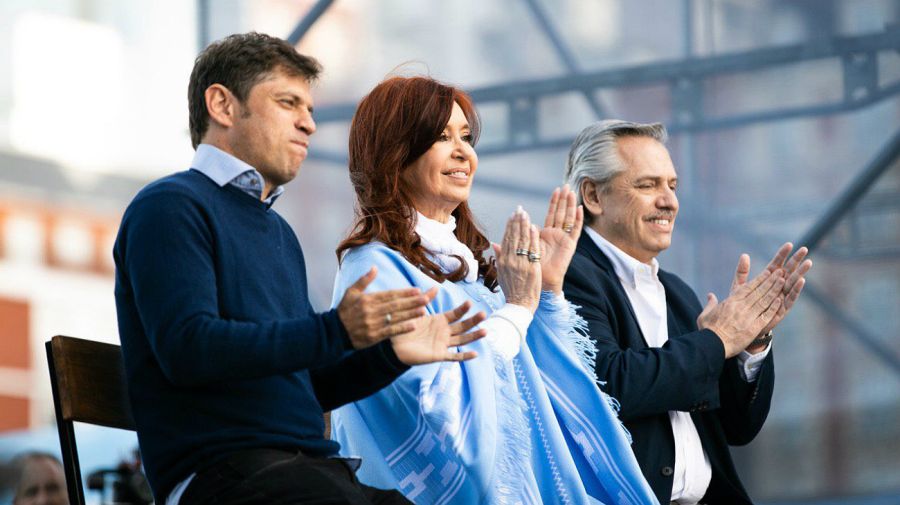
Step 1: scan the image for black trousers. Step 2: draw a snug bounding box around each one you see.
[179,448,412,505]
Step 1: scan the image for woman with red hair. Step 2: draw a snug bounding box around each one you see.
[330,76,657,504]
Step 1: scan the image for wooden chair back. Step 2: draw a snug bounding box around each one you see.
[46,335,136,505]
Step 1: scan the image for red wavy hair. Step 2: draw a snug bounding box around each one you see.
[336,76,498,290]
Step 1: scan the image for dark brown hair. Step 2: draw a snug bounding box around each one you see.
[336,76,498,290]
[188,32,322,148]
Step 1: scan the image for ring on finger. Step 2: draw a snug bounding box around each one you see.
[515,248,529,256]
[527,251,541,262]
[563,223,574,233]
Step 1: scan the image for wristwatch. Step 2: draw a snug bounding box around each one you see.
[750,330,774,348]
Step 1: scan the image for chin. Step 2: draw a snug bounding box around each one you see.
[446,191,470,206]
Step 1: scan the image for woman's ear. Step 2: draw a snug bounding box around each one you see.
[205,84,238,129]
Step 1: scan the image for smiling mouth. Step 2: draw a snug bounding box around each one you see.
[645,217,675,232]
[443,169,470,180]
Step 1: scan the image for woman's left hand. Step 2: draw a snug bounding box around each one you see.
[539,185,584,294]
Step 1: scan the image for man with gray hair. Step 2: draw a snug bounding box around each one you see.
[562,120,811,504]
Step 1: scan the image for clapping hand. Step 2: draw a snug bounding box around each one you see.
[492,207,542,313]
[390,301,488,365]
[337,267,432,349]
[697,269,786,358]
[539,185,584,294]
[730,243,812,351]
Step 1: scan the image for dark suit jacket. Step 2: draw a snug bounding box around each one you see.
[563,230,774,505]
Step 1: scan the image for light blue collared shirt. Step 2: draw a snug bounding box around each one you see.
[190,144,284,206]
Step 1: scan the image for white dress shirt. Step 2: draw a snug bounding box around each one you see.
[585,227,770,505]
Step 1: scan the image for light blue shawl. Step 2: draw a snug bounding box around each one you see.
[331,243,658,505]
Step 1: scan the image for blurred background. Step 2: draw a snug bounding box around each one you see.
[0,0,898,503]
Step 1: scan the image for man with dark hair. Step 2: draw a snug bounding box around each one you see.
[562,120,812,505]
[114,32,484,505]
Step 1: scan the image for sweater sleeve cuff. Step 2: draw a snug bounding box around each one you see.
[376,340,411,375]
[321,308,353,352]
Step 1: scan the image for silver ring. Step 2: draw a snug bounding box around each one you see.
[515,248,529,256]
[563,224,574,233]
[528,251,541,263]
[385,313,392,325]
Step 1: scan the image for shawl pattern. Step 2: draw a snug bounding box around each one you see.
[331,243,657,505]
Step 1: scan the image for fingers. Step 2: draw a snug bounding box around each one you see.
[372,291,429,312]
[571,205,584,237]
[544,187,560,228]
[349,267,378,293]
[516,208,531,252]
[765,243,793,272]
[386,307,427,323]
[422,286,439,304]
[377,287,438,324]
[443,349,479,362]
[739,268,774,298]
[442,301,473,325]
[782,276,806,312]
[696,292,717,328]
[784,251,812,295]
[700,292,718,317]
[750,270,785,314]
[492,242,502,257]
[756,295,784,329]
[449,328,487,347]
[554,185,570,229]
[374,320,416,340]
[730,254,751,292]
[561,185,577,230]
[783,258,812,295]
[501,213,516,255]
[448,311,486,335]
[529,223,540,258]
[366,287,423,304]
[782,246,808,274]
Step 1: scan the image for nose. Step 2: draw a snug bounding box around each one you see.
[658,186,678,212]
[452,137,475,162]
[296,110,316,136]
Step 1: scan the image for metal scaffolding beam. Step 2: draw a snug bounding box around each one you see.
[521,0,607,119]
[287,0,335,45]
[197,0,211,50]
[800,128,900,252]
[804,282,900,377]
[309,26,900,157]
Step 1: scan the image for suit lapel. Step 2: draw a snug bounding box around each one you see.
[575,230,650,349]
[659,272,696,338]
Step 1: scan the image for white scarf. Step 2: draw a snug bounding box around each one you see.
[414,211,479,283]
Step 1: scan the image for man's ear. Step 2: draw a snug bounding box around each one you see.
[580,180,603,217]
[205,84,237,129]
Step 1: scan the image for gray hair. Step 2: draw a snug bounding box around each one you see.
[5,452,64,502]
[564,120,668,208]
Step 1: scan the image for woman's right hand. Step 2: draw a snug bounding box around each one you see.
[492,207,542,313]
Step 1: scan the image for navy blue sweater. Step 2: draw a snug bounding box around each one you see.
[113,170,408,499]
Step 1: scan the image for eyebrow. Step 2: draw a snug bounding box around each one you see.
[633,176,678,183]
